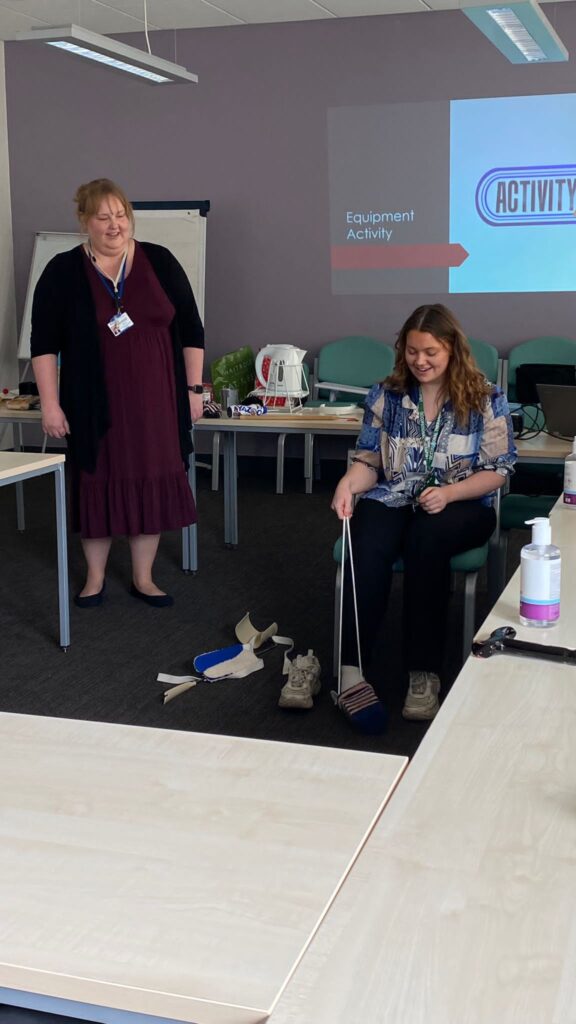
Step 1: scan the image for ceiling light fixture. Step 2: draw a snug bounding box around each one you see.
[15,24,198,84]
[462,0,568,62]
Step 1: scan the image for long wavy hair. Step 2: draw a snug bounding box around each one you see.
[385,304,492,424]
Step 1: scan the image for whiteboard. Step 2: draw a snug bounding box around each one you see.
[18,204,208,359]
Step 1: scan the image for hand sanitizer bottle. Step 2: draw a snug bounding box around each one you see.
[519,517,561,627]
[563,437,576,508]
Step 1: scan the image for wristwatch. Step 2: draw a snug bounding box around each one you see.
[187,384,204,394]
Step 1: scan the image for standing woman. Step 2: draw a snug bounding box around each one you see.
[31,178,204,607]
[332,304,516,729]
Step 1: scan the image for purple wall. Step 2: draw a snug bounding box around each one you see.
[5,9,576,362]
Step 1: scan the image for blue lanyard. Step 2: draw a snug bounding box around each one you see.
[417,388,443,474]
[94,254,127,314]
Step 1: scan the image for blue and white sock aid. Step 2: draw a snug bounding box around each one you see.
[202,644,264,680]
[160,614,294,702]
[235,613,279,649]
[332,517,387,735]
[194,643,245,675]
[235,613,295,669]
[194,616,293,680]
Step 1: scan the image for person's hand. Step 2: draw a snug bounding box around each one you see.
[188,392,204,423]
[331,479,355,520]
[41,401,70,439]
[418,485,449,515]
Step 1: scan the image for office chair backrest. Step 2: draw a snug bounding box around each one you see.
[507,337,576,401]
[317,336,394,389]
[467,338,499,385]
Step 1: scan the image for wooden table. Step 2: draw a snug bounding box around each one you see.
[0,405,46,530]
[267,498,576,1024]
[515,432,572,464]
[0,715,406,1024]
[192,411,364,560]
[0,451,69,649]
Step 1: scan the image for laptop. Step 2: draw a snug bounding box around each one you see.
[515,362,576,404]
[537,383,576,437]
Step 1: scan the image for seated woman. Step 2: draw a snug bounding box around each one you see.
[331,304,516,730]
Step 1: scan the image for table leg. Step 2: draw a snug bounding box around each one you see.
[54,464,70,650]
[304,433,314,495]
[182,448,198,573]
[223,431,238,547]
[276,434,286,494]
[15,423,25,531]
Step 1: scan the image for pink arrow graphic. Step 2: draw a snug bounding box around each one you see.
[331,243,469,270]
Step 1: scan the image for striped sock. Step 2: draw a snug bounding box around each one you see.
[337,681,387,735]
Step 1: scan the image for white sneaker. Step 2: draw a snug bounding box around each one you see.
[402,671,441,720]
[278,650,321,709]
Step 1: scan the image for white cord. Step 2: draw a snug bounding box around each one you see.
[337,516,363,695]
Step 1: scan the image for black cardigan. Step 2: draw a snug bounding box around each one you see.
[30,241,205,472]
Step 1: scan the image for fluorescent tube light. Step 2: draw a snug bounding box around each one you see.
[15,24,198,84]
[462,0,568,63]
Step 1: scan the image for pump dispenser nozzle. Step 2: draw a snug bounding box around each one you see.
[525,517,552,546]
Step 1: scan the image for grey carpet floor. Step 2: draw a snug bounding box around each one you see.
[0,457,523,759]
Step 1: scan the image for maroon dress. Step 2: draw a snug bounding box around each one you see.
[74,243,197,538]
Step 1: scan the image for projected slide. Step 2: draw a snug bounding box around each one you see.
[328,93,576,295]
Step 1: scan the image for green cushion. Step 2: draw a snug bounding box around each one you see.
[318,337,395,391]
[468,338,499,384]
[500,494,557,531]
[333,536,488,571]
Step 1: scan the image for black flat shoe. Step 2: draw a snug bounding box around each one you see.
[130,583,174,608]
[74,581,106,608]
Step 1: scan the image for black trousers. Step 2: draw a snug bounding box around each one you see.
[341,498,496,677]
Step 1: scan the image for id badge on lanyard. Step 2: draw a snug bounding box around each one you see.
[93,251,134,336]
[414,388,442,499]
[108,311,134,337]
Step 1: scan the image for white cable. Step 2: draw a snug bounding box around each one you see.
[338,516,363,696]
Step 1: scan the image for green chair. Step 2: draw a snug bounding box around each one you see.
[332,534,491,674]
[313,336,395,402]
[307,338,395,493]
[505,336,576,401]
[468,337,500,385]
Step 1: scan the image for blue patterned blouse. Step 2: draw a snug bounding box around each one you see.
[353,384,517,508]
